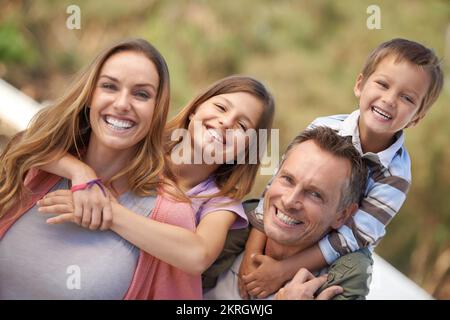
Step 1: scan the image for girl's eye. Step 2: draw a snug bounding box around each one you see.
[239,122,247,131]
[215,103,226,111]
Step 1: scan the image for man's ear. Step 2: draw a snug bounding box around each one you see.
[331,203,358,229]
[353,74,364,98]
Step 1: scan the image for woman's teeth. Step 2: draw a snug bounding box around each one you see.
[372,106,392,120]
[105,116,135,130]
[276,209,301,226]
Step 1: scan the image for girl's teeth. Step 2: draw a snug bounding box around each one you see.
[208,129,224,143]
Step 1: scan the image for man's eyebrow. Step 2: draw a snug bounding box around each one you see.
[99,75,157,92]
[218,96,256,128]
[278,169,296,181]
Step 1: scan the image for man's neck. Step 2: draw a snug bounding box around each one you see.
[264,238,307,260]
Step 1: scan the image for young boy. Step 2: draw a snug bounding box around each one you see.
[237,38,444,299]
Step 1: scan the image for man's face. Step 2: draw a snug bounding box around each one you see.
[263,140,352,248]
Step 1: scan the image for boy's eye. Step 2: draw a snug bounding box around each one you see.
[402,95,415,104]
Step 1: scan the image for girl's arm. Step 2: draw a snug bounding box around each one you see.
[38,154,111,230]
[111,202,236,275]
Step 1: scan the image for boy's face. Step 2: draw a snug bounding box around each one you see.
[354,55,430,140]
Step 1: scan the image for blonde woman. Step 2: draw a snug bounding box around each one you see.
[0,38,201,299]
[38,75,275,283]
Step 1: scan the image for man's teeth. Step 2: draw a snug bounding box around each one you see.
[276,209,301,226]
[105,116,135,130]
[372,106,392,120]
[208,128,224,143]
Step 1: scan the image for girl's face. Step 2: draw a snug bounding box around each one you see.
[89,51,159,154]
[187,92,264,164]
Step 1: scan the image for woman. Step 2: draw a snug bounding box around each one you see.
[0,38,200,299]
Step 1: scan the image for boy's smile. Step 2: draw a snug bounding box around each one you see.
[354,55,430,152]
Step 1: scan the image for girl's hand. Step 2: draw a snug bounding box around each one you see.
[37,188,114,231]
[242,254,285,298]
[70,170,113,230]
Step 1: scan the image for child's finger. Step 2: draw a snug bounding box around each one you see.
[100,201,113,231]
[80,203,92,229]
[46,213,75,224]
[89,206,102,230]
[38,204,73,214]
[316,285,343,300]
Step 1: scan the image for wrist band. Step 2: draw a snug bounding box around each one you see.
[70,178,107,197]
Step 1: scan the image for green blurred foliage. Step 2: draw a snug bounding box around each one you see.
[0,0,449,298]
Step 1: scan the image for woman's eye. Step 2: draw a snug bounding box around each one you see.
[135,91,150,100]
[101,83,116,90]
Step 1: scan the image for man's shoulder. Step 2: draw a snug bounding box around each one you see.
[318,249,374,300]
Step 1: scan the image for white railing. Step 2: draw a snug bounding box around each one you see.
[0,78,433,299]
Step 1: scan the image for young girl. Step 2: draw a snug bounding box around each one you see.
[0,38,201,299]
[38,76,275,281]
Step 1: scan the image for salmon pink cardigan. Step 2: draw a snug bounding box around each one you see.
[0,170,202,299]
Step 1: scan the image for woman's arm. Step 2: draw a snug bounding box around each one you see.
[111,202,236,275]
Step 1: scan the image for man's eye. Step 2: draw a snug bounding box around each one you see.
[309,191,322,199]
[281,175,293,184]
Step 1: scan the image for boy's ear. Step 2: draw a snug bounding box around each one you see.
[331,203,358,229]
[353,73,364,98]
[405,112,425,128]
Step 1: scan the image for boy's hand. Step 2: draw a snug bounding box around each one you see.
[70,171,112,231]
[238,251,260,299]
[242,254,285,298]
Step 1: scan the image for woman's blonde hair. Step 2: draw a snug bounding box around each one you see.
[0,38,170,217]
[164,75,275,201]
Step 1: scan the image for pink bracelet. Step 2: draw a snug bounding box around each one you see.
[70,178,107,196]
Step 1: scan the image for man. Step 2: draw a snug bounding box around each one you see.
[204,127,373,300]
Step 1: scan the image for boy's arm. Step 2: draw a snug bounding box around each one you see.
[319,172,411,264]
[238,228,266,299]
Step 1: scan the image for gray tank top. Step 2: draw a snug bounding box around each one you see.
[0,179,156,299]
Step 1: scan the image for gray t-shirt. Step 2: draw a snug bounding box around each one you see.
[0,179,156,299]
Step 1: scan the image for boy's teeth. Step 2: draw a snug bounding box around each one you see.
[276,209,301,226]
[105,116,135,129]
[372,106,392,120]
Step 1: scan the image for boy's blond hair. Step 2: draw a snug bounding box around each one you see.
[360,38,443,118]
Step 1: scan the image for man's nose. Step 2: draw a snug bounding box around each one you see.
[113,90,131,112]
[281,189,302,210]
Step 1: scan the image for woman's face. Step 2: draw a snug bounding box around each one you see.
[89,51,159,154]
[187,92,264,164]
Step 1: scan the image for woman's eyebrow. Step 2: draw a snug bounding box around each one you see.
[99,75,157,92]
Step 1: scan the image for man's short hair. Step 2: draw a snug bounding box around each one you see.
[283,126,367,210]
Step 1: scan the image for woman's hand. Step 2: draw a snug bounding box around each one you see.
[275,268,343,300]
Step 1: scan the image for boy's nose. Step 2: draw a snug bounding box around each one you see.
[382,91,396,107]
